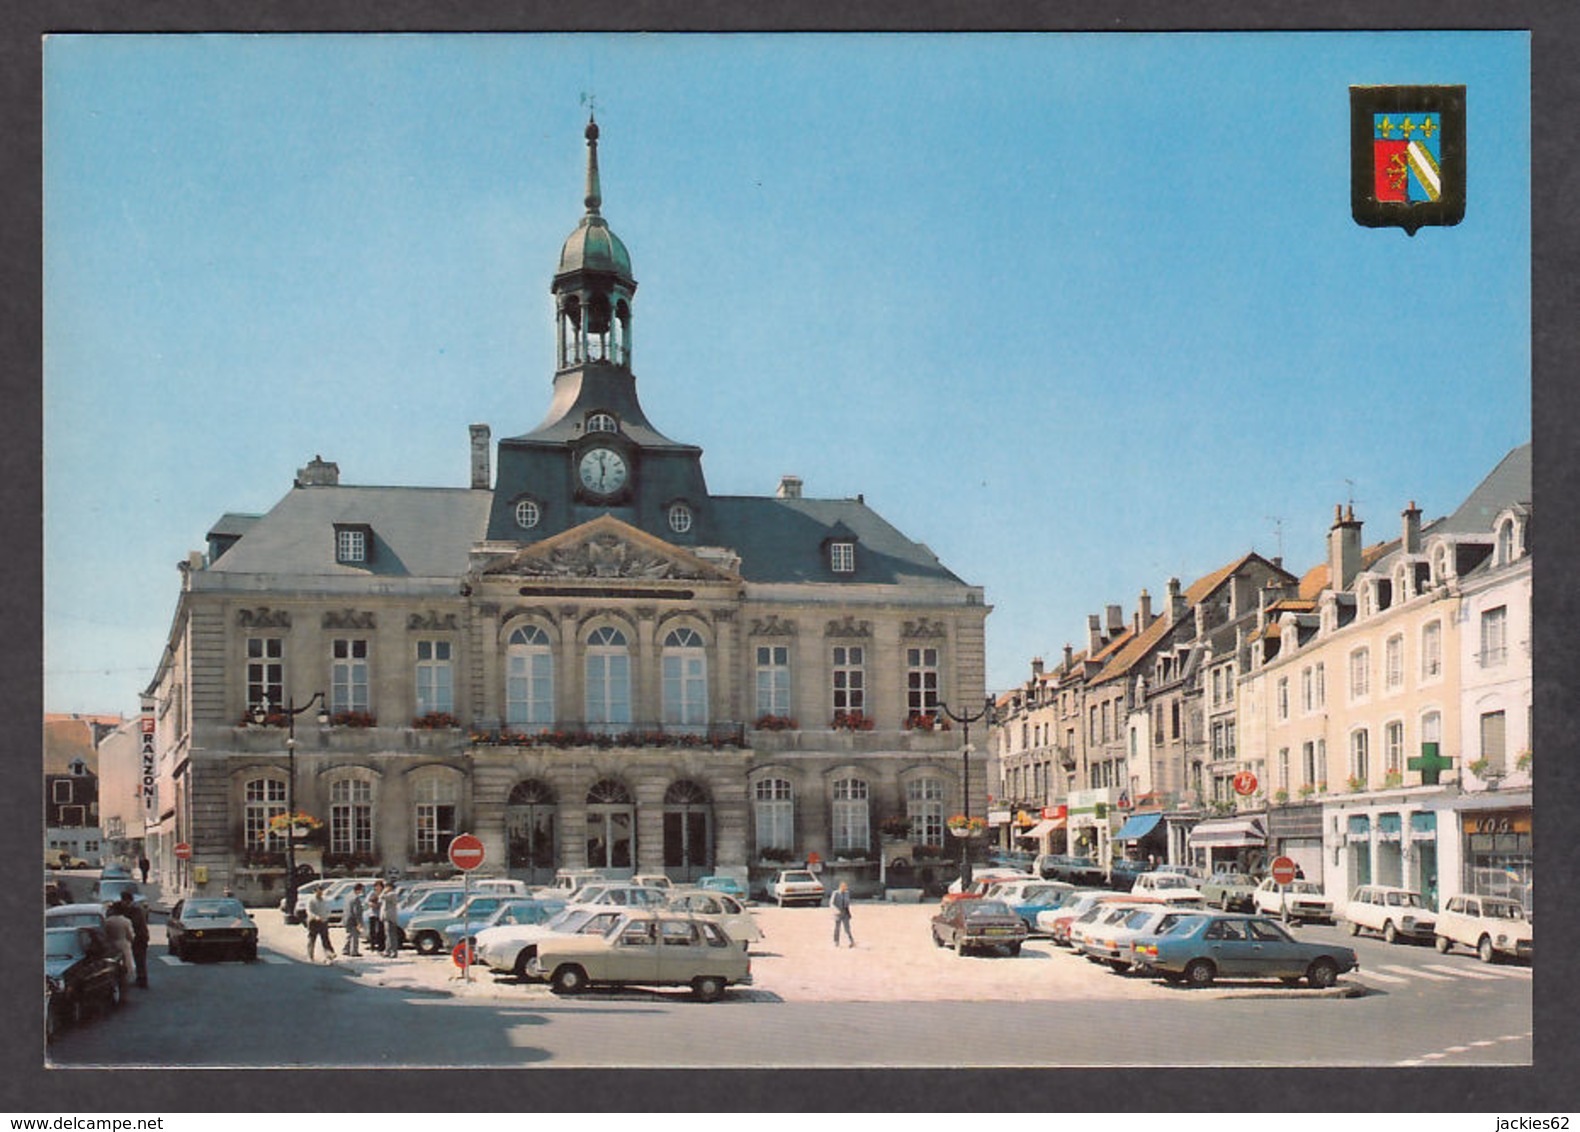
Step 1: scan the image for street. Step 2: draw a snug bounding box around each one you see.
[44,902,1531,1069]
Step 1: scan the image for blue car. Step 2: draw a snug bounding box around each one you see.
[696,876,747,901]
[1129,913,1359,989]
[441,898,566,954]
[984,880,1078,932]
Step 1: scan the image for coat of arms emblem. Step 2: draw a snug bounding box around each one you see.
[1350,85,1466,235]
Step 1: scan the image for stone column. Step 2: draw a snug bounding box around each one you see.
[557,606,580,725]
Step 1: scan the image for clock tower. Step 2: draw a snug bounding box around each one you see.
[485,115,711,544]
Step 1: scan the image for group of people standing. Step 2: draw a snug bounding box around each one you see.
[102,890,150,989]
[303,879,403,963]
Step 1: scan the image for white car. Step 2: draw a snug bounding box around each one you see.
[666,890,764,947]
[566,883,669,909]
[765,869,826,907]
[474,906,627,978]
[1129,872,1205,902]
[1084,906,1194,972]
[1254,877,1335,924]
[1343,884,1431,942]
[946,867,1028,895]
[1435,893,1532,963]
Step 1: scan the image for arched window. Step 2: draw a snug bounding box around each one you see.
[831,778,869,854]
[506,625,555,727]
[413,777,458,856]
[585,626,631,731]
[244,777,288,852]
[1497,520,1516,565]
[329,777,374,856]
[753,778,794,854]
[507,779,557,880]
[662,627,708,731]
[586,779,634,870]
[906,777,945,847]
[663,780,712,877]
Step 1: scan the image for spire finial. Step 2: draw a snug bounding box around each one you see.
[583,110,602,216]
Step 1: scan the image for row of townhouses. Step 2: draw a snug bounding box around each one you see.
[989,444,1531,916]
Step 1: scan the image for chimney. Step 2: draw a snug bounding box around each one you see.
[1167,577,1186,624]
[1137,588,1154,631]
[1063,642,1074,670]
[1328,503,1363,592]
[1031,656,1044,678]
[777,475,803,499]
[470,424,491,490]
[1402,500,1422,554]
[294,455,339,487]
[1087,614,1103,655]
[1106,604,1124,636]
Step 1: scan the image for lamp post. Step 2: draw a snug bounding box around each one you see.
[937,696,995,890]
[251,692,328,921]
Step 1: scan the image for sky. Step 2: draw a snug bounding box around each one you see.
[42,31,1531,717]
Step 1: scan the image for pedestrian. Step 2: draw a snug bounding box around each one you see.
[117,890,150,987]
[305,887,336,963]
[343,883,365,957]
[138,854,150,884]
[380,882,402,957]
[103,901,135,989]
[366,880,386,954]
[830,881,855,947]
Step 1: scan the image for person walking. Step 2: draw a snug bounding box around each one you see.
[103,901,135,989]
[830,881,855,948]
[117,891,150,987]
[305,887,336,963]
[366,880,386,955]
[342,883,365,957]
[379,882,402,957]
[138,855,150,884]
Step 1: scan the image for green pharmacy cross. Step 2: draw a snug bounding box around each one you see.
[1408,742,1454,786]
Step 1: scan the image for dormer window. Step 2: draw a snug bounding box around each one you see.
[668,502,693,534]
[334,524,373,565]
[830,540,855,573]
[586,411,619,433]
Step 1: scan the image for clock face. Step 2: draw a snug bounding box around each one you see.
[578,447,629,495]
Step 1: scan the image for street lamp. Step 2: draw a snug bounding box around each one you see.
[937,696,995,889]
[251,692,329,920]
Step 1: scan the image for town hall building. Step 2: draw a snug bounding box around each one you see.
[142,117,990,904]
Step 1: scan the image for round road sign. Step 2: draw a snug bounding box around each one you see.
[1271,856,1298,885]
[1233,771,1258,796]
[451,940,475,968]
[447,833,485,871]
[173,842,193,861]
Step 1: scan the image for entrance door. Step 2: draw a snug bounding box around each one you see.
[662,780,712,882]
[505,780,558,885]
[1413,841,1439,911]
[586,779,634,877]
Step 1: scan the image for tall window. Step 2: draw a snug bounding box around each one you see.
[1385,721,1405,775]
[1385,635,1404,691]
[753,778,794,853]
[1421,710,1442,747]
[1350,729,1370,785]
[330,638,370,715]
[506,625,554,727]
[755,646,791,717]
[1421,621,1442,679]
[329,778,373,855]
[586,627,632,729]
[1278,748,1290,792]
[247,637,284,712]
[1301,741,1316,787]
[1480,606,1508,667]
[906,777,945,847]
[1315,663,1326,708]
[245,778,287,852]
[832,646,865,715]
[1276,677,1289,721]
[831,778,870,854]
[415,640,454,715]
[1349,648,1370,700]
[907,647,940,720]
[1497,520,1516,564]
[1480,710,1507,771]
[414,777,457,856]
[662,627,708,729]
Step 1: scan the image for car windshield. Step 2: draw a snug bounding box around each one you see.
[1151,875,1189,889]
[184,899,245,918]
[45,928,88,961]
[1482,899,1525,920]
[47,910,102,928]
[783,872,816,884]
[1384,891,1422,907]
[969,901,1013,917]
[1290,882,1323,895]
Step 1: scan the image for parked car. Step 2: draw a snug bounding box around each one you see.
[1107,860,1149,892]
[100,863,132,880]
[407,893,534,955]
[1129,871,1206,902]
[529,911,752,1001]
[566,883,670,910]
[765,869,826,908]
[696,875,747,901]
[166,897,259,962]
[1343,885,1430,942]
[930,899,1030,956]
[474,907,627,979]
[1036,890,1128,945]
[631,874,674,892]
[1081,907,1195,973]
[1070,903,1154,957]
[1435,893,1532,963]
[667,890,764,947]
[46,902,109,931]
[45,925,124,1041]
[537,869,606,899]
[1153,864,1207,885]
[945,867,1029,896]
[1200,870,1261,912]
[1128,913,1359,988]
[442,898,566,956]
[1035,854,1106,885]
[281,879,334,920]
[94,877,147,910]
[1254,877,1334,924]
[983,880,1077,931]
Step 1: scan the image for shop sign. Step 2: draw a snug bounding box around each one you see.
[1040,805,1068,821]
[140,696,158,826]
[1464,811,1531,836]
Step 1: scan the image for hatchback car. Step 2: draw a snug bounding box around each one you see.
[441,898,567,955]
[475,907,627,979]
[930,899,1029,956]
[46,902,109,931]
[1344,884,1433,943]
[696,875,747,901]
[166,897,259,962]
[1253,877,1334,923]
[667,890,764,947]
[45,925,124,1041]
[1082,907,1194,972]
[765,869,826,908]
[1129,913,1359,988]
[529,911,752,1001]
[1435,894,1532,963]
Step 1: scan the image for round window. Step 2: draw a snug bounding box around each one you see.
[668,503,692,533]
[515,499,541,529]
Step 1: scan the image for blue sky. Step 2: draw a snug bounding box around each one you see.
[43,32,1530,716]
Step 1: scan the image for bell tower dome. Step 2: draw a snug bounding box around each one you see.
[553,114,635,370]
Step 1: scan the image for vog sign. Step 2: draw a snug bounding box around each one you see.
[140,696,158,826]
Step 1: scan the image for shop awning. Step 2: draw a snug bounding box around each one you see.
[1114,812,1165,842]
[1023,817,1066,839]
[1188,817,1268,848]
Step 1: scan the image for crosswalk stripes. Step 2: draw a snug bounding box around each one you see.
[1423,963,1504,981]
[1381,964,1455,981]
[1354,968,1409,984]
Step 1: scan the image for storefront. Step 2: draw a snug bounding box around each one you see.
[1457,803,1532,914]
[1019,806,1068,856]
[1326,796,1447,913]
[1265,803,1324,887]
[1186,814,1267,874]
[1066,789,1116,871]
[1113,810,1167,865]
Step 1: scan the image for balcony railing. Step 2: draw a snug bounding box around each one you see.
[467,721,749,749]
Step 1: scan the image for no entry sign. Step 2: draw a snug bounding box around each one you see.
[1271,856,1298,886]
[173,842,193,861]
[448,833,485,872]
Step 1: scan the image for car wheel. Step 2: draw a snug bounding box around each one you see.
[1348,920,1361,936]
[513,948,537,980]
[1007,943,1022,957]
[1478,935,1496,964]
[1307,959,1340,989]
[1184,959,1216,988]
[1383,921,1398,945]
[931,930,943,948]
[550,964,588,995]
[1435,934,1452,954]
[1108,960,1131,973]
[692,975,726,1002]
[414,932,442,956]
